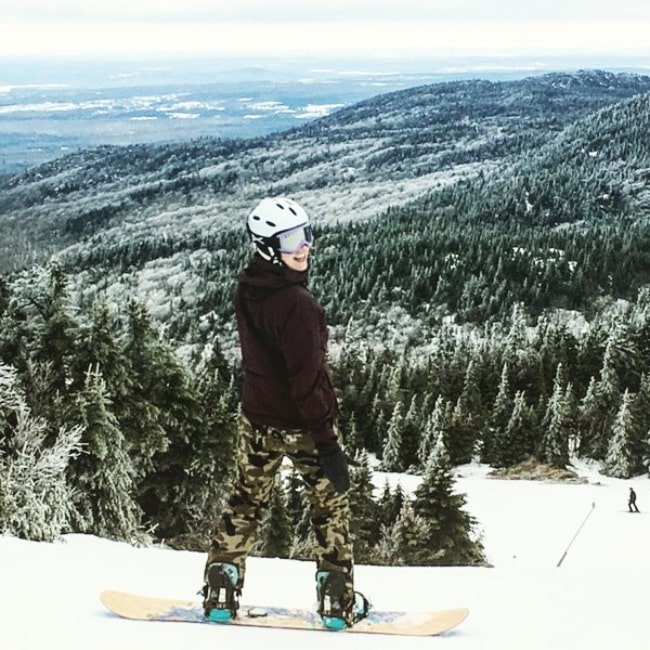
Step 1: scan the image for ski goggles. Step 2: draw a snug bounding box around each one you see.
[276,224,314,253]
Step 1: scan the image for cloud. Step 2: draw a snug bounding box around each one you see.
[0,1,648,57]
[3,1,650,23]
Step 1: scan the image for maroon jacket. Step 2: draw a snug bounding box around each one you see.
[234,255,338,444]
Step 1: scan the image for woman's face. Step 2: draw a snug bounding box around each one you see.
[281,244,310,271]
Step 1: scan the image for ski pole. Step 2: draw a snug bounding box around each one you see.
[556,501,595,568]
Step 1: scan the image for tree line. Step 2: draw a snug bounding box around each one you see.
[0,262,484,566]
[2,252,649,565]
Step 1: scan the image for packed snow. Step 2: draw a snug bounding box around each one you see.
[2,460,647,649]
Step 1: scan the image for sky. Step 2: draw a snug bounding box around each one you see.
[2,459,648,648]
[0,0,649,59]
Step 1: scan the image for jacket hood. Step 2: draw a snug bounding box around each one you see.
[237,254,308,295]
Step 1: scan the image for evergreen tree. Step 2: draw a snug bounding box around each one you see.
[540,364,572,467]
[120,298,211,541]
[348,450,381,562]
[412,433,485,566]
[577,343,621,459]
[194,337,239,486]
[118,299,169,479]
[492,390,535,467]
[0,264,81,432]
[344,413,363,454]
[367,392,386,454]
[375,503,430,566]
[69,300,133,401]
[401,394,422,470]
[482,362,512,465]
[69,366,141,539]
[0,364,83,541]
[448,359,484,464]
[632,374,650,473]
[377,480,406,530]
[382,400,406,471]
[256,475,293,558]
[604,389,643,478]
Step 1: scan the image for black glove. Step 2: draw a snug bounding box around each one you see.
[315,441,350,494]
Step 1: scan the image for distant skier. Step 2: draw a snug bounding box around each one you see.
[628,487,640,513]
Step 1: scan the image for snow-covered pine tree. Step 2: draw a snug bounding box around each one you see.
[369,394,387,458]
[344,413,363,454]
[69,301,134,420]
[417,394,447,467]
[0,263,81,432]
[577,341,621,460]
[631,373,650,473]
[411,432,485,566]
[69,366,141,540]
[194,337,239,486]
[256,475,293,558]
[401,393,422,470]
[604,389,643,478]
[348,450,381,562]
[120,298,211,541]
[382,399,406,471]
[540,363,572,468]
[448,358,484,464]
[492,389,535,467]
[0,364,82,541]
[377,480,406,531]
[375,503,430,566]
[482,362,512,465]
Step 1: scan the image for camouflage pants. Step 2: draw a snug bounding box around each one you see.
[206,416,354,594]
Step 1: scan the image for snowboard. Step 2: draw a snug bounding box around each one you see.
[100,589,469,637]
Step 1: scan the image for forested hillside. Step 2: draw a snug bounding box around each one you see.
[1,70,650,565]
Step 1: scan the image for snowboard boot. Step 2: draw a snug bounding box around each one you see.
[203,562,240,622]
[315,570,370,630]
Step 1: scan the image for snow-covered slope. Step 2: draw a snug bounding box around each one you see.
[2,461,647,649]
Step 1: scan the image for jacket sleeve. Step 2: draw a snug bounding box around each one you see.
[279,290,337,443]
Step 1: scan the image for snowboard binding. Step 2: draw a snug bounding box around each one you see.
[203,562,241,622]
[316,570,370,630]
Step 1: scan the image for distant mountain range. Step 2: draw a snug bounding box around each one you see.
[1,68,650,349]
[2,54,647,174]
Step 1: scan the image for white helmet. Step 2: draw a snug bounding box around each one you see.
[247,196,314,264]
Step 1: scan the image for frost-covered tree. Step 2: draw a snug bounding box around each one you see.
[348,450,381,562]
[541,364,572,467]
[577,356,619,461]
[343,413,363,454]
[382,399,406,471]
[604,389,643,478]
[377,480,406,530]
[632,374,650,473]
[70,300,134,406]
[256,475,293,559]
[482,362,512,465]
[492,390,534,467]
[0,263,81,431]
[121,298,213,540]
[69,366,141,540]
[401,394,422,470]
[0,364,82,541]
[418,395,447,467]
[448,358,484,464]
[375,503,430,566]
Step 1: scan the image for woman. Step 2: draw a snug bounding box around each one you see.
[202,196,367,629]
